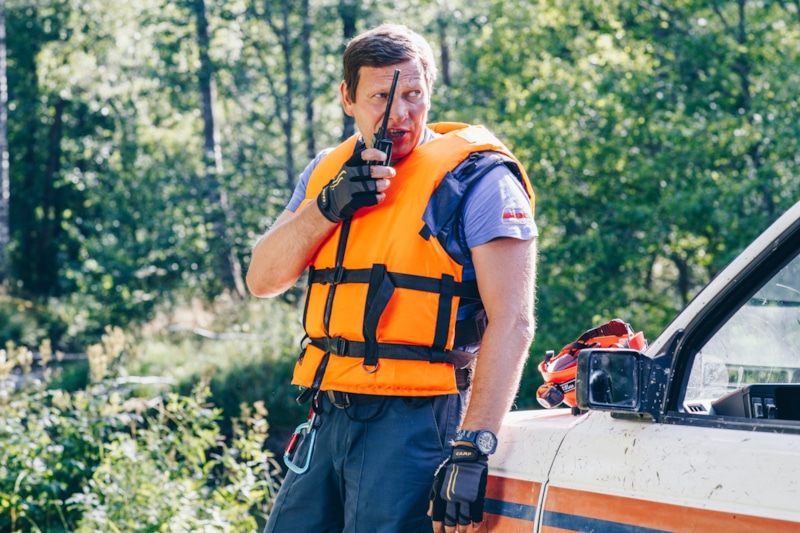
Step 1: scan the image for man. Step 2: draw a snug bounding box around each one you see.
[247,23,537,533]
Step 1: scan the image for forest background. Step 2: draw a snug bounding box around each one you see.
[0,0,799,531]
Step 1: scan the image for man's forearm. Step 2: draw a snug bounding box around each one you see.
[458,236,537,435]
[246,203,336,298]
[458,317,534,435]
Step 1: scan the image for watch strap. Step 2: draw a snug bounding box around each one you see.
[454,429,497,455]
[454,429,478,442]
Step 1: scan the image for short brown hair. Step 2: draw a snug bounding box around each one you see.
[342,24,438,102]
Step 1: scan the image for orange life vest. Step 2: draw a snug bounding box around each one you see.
[292,123,534,396]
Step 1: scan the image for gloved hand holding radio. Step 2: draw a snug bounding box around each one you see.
[317,150,387,223]
[430,444,488,531]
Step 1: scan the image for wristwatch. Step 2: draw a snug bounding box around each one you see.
[454,429,498,455]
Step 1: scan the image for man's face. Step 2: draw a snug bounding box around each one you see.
[341,59,431,162]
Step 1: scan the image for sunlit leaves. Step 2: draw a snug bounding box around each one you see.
[430,0,800,407]
[5,0,799,370]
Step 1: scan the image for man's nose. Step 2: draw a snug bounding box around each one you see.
[388,97,408,122]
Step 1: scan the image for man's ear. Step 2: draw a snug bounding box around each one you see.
[340,81,354,117]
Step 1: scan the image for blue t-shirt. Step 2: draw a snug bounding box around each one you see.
[287,128,537,280]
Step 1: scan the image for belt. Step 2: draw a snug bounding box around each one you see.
[324,368,472,409]
[325,390,385,409]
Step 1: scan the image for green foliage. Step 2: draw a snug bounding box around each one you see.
[0,294,63,349]
[437,0,799,360]
[128,294,307,441]
[3,0,799,408]
[0,328,280,532]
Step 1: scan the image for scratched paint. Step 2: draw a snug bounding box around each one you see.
[547,411,800,523]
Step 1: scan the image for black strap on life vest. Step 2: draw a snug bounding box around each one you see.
[297,217,352,404]
[363,264,395,368]
[308,263,481,358]
[308,267,481,301]
[308,264,481,367]
[433,274,455,355]
[307,336,477,368]
[323,218,352,335]
[308,268,480,299]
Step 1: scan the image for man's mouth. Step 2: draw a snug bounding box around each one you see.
[387,129,406,140]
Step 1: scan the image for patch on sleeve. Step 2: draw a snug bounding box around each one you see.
[501,202,532,224]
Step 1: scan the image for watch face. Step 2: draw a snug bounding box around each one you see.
[476,431,497,454]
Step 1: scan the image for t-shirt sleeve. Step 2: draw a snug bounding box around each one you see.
[462,165,538,249]
[286,148,333,213]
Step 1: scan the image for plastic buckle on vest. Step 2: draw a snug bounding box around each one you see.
[330,266,345,285]
[332,336,346,356]
[315,336,347,356]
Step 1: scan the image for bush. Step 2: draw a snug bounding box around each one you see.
[0,294,68,352]
[0,328,281,532]
[130,294,308,453]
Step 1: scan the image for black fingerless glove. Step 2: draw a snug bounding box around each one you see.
[316,151,380,223]
[430,445,489,527]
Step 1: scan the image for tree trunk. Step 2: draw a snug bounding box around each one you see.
[263,0,296,190]
[279,0,295,188]
[193,0,246,297]
[0,0,8,285]
[437,10,451,87]
[28,96,64,297]
[339,0,357,140]
[301,0,315,165]
[672,253,690,307]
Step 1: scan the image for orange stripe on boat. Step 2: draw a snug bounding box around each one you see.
[485,476,540,532]
[542,486,799,533]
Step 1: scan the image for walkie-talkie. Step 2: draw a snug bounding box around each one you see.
[369,69,400,166]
